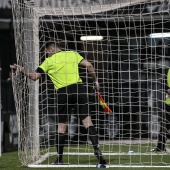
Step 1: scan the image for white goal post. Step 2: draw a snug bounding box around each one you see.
[11,0,170,168]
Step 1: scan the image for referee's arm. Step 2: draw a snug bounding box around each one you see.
[79,59,99,91]
[79,59,98,82]
[10,64,42,81]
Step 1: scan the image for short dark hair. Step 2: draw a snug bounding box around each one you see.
[45,41,60,49]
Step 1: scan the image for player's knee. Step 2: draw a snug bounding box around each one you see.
[82,116,93,129]
[57,123,67,133]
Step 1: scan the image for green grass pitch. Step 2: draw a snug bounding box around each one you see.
[0,143,170,170]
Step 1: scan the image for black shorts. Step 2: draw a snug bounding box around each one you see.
[56,83,90,123]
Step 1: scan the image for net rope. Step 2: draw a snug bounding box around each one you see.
[11,0,170,167]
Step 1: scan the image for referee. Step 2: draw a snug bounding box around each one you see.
[152,68,170,152]
[10,41,106,165]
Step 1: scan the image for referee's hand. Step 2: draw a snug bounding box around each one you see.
[167,89,170,95]
[10,64,24,72]
[93,81,100,91]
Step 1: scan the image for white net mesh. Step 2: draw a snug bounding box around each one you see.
[11,0,170,167]
[25,0,149,16]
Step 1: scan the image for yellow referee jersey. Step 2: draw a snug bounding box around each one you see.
[166,68,170,105]
[39,51,83,90]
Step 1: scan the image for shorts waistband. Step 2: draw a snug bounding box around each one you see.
[57,83,83,92]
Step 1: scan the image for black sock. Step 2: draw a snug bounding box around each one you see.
[87,126,99,150]
[56,133,66,161]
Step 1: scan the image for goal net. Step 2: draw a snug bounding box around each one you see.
[11,0,170,168]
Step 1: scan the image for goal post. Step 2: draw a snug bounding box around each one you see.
[11,1,40,165]
[11,0,170,168]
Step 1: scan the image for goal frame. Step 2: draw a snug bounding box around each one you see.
[11,0,170,168]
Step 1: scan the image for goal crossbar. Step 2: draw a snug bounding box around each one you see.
[26,0,150,16]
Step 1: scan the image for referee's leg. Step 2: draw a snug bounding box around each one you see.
[82,116,106,164]
[54,123,67,164]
